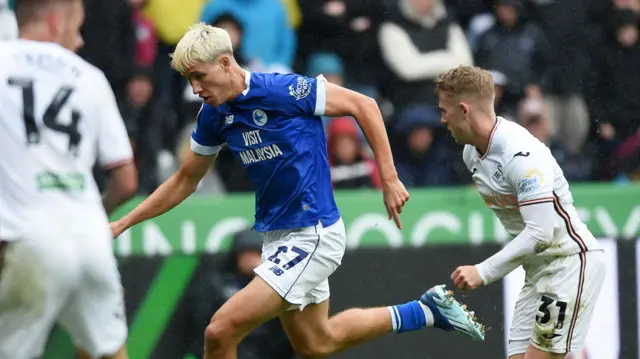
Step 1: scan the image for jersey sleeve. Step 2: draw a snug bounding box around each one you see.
[262,73,327,117]
[190,104,225,155]
[505,151,555,206]
[95,73,134,169]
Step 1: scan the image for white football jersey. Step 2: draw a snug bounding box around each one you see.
[0,40,133,240]
[463,117,601,257]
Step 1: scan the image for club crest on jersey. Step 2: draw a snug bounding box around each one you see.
[289,76,312,100]
[519,169,544,194]
[493,165,504,182]
[252,109,268,126]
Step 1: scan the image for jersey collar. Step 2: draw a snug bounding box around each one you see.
[477,117,501,160]
[242,69,251,96]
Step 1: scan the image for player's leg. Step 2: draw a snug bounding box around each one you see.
[279,283,484,358]
[201,220,346,359]
[522,251,605,359]
[508,277,538,359]
[203,276,289,359]
[0,235,80,359]
[57,227,129,359]
[275,217,485,358]
[279,298,390,357]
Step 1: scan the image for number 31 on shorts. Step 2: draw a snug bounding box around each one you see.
[267,246,309,275]
[536,295,568,330]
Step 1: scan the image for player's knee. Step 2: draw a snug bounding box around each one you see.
[294,344,333,359]
[204,315,240,348]
[291,335,336,359]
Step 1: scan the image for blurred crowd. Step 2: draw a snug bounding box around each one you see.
[2,0,640,194]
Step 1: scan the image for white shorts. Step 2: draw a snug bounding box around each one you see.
[254,218,346,311]
[508,250,606,356]
[0,223,127,359]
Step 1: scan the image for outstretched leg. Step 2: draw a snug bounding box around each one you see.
[280,285,485,359]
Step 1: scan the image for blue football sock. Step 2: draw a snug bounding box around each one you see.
[387,300,435,333]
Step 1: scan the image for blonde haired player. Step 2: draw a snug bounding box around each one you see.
[0,0,137,358]
[437,66,605,359]
[111,23,485,359]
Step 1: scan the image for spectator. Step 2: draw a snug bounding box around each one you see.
[77,0,136,98]
[184,229,295,359]
[591,122,621,181]
[489,70,516,121]
[0,0,17,40]
[210,14,250,68]
[445,0,490,30]
[518,98,592,182]
[327,117,382,189]
[525,0,597,154]
[143,0,205,134]
[378,0,473,110]
[281,0,302,30]
[473,0,551,117]
[610,128,640,182]
[118,67,165,193]
[307,52,345,87]
[130,0,157,68]
[200,0,296,72]
[588,9,640,142]
[393,105,455,187]
[305,52,353,132]
[614,0,640,12]
[466,11,495,51]
[167,125,227,194]
[297,0,385,94]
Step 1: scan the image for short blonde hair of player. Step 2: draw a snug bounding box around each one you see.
[170,23,233,73]
[435,66,495,100]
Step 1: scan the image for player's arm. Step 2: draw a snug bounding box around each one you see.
[323,82,410,227]
[95,73,138,215]
[270,74,397,183]
[270,74,408,227]
[102,162,138,215]
[473,154,557,285]
[112,151,217,236]
[111,105,222,237]
[473,201,555,285]
[323,83,397,182]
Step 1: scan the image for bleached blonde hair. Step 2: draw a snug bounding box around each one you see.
[435,66,495,100]
[170,23,234,73]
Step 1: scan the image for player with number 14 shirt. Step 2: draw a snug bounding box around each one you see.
[0,0,137,358]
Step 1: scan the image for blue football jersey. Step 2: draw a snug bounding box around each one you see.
[191,71,341,232]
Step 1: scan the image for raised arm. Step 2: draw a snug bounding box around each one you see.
[264,73,409,228]
[323,82,409,228]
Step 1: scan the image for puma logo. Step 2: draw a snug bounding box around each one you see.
[514,151,530,158]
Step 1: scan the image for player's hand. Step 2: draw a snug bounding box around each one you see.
[110,220,127,239]
[382,177,410,229]
[451,265,483,291]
